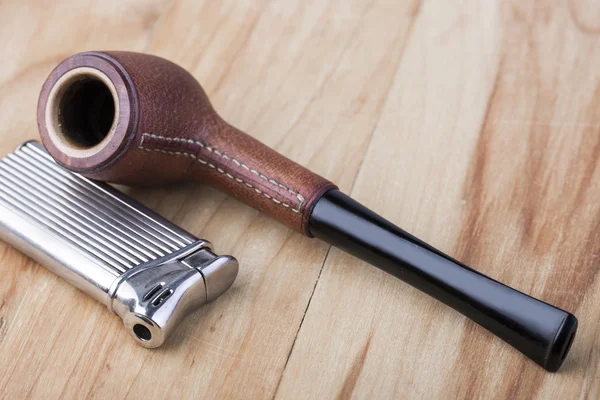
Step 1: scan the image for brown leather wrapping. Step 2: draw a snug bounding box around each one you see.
[37,51,337,235]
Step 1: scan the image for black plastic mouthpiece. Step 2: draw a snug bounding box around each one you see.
[308,189,577,372]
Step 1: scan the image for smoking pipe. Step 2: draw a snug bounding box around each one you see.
[37,51,577,371]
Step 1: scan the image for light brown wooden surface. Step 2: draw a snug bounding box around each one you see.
[0,0,599,398]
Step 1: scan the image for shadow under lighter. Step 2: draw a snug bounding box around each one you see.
[0,141,238,347]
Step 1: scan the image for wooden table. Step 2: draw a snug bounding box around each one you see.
[0,1,598,398]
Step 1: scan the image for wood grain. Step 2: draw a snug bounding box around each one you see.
[0,0,598,398]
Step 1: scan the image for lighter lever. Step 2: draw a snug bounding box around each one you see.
[38,51,577,371]
[0,141,238,347]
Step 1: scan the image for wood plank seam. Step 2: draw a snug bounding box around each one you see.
[272,245,333,400]
[274,1,424,393]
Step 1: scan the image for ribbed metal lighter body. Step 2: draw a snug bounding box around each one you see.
[0,141,238,347]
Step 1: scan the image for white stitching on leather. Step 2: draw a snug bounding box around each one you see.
[138,133,304,214]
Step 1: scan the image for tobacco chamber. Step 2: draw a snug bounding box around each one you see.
[37,51,577,371]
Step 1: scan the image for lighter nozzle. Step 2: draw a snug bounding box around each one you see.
[109,247,238,348]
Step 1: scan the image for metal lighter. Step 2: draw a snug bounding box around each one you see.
[0,141,238,347]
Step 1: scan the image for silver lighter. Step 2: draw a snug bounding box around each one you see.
[0,141,238,347]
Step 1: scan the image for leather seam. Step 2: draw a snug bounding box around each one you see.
[138,133,305,215]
